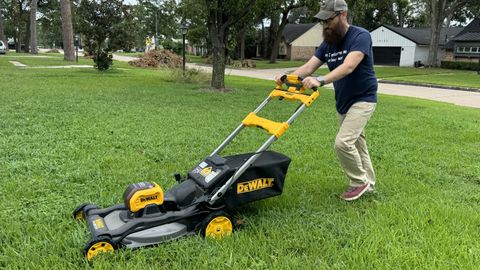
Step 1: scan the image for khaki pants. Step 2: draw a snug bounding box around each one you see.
[334,102,376,187]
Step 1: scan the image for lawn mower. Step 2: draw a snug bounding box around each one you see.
[72,75,320,261]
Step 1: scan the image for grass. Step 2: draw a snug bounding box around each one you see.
[1,55,480,269]
[2,52,93,66]
[113,52,145,57]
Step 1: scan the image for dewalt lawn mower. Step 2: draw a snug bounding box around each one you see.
[73,75,320,261]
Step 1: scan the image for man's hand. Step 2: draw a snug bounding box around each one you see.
[302,76,321,89]
[274,74,285,85]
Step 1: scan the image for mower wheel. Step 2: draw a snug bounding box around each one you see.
[84,237,117,261]
[201,211,234,239]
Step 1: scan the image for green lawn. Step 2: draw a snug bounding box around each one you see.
[2,52,93,66]
[113,52,145,57]
[1,56,480,269]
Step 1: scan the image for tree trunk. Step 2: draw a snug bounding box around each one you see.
[15,33,20,53]
[0,7,6,45]
[261,20,267,58]
[396,0,405,27]
[60,0,75,61]
[24,18,30,53]
[15,1,22,53]
[206,1,226,90]
[269,10,290,64]
[427,0,446,67]
[266,14,278,60]
[30,0,38,54]
[211,42,226,90]
[239,28,246,61]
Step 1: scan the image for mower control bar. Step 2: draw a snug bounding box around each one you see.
[208,75,319,204]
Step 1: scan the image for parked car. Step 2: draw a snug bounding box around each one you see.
[0,40,6,54]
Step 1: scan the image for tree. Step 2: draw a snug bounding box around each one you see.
[266,0,311,63]
[37,0,62,48]
[425,0,469,67]
[60,0,74,61]
[77,0,124,70]
[203,0,256,90]
[29,0,38,54]
[3,0,30,52]
[133,0,178,51]
[0,4,6,45]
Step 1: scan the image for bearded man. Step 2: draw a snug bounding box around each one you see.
[276,0,378,201]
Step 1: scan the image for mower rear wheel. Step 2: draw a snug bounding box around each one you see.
[201,211,234,239]
[84,237,117,261]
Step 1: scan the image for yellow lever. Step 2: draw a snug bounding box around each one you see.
[242,113,290,138]
[269,90,319,107]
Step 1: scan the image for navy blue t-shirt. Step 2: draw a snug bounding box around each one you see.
[315,25,377,114]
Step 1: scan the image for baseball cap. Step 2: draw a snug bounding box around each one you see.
[314,0,348,20]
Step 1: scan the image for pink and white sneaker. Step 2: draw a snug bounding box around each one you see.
[342,183,370,201]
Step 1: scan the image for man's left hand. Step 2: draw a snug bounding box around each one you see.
[302,77,321,89]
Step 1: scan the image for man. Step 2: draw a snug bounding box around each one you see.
[276,0,377,201]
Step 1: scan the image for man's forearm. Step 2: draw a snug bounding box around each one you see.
[323,63,354,84]
[292,64,316,78]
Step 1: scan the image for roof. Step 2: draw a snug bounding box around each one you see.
[282,23,317,44]
[450,18,480,43]
[452,32,480,41]
[380,25,463,47]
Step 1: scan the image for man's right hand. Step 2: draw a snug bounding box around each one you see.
[274,74,285,85]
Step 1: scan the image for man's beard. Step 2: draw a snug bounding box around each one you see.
[323,24,347,45]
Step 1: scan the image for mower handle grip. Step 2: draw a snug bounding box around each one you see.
[279,74,318,91]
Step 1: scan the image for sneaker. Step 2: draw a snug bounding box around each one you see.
[367,184,375,192]
[342,183,370,201]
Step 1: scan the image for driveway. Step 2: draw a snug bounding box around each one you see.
[112,55,480,109]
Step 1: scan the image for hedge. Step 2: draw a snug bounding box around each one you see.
[441,60,480,71]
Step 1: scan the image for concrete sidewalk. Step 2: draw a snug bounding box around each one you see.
[112,55,480,109]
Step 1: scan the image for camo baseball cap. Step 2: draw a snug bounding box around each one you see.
[314,0,348,20]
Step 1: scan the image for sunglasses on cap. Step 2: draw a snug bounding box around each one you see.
[319,12,341,25]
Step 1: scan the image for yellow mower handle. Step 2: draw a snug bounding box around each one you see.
[276,74,318,92]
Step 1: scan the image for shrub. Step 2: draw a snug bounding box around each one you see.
[441,61,480,71]
[93,51,113,71]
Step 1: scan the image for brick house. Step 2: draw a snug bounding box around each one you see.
[279,23,323,60]
[445,18,480,62]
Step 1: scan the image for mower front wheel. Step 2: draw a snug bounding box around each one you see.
[84,237,118,261]
[200,211,235,239]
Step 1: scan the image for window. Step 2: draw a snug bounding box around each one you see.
[456,46,480,54]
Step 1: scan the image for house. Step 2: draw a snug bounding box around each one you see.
[445,18,480,62]
[279,23,323,60]
[370,25,463,66]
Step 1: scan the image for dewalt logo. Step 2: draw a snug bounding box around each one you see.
[237,178,274,194]
[140,195,158,203]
